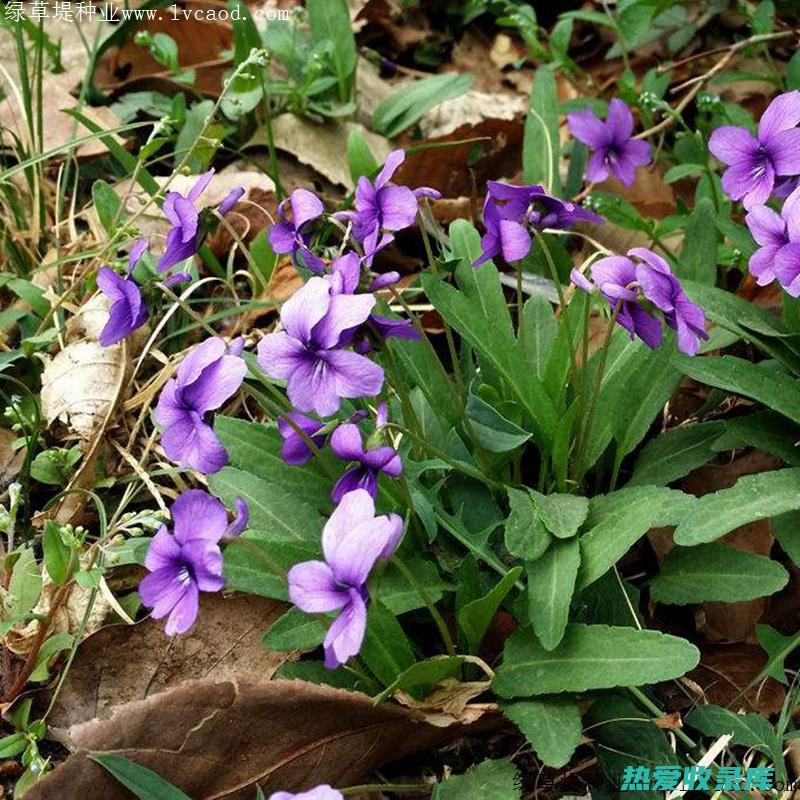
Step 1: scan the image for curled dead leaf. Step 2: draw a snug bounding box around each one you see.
[48,594,289,736]
[5,567,111,657]
[29,678,485,800]
[40,339,124,442]
[396,678,496,728]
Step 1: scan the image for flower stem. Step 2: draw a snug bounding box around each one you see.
[418,211,465,397]
[393,556,456,657]
[573,303,620,485]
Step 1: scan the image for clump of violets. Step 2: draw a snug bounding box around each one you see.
[269,188,326,273]
[710,91,800,209]
[97,239,149,347]
[269,787,343,800]
[139,490,247,634]
[287,489,403,668]
[155,337,247,474]
[256,276,384,416]
[572,247,708,355]
[746,185,800,295]
[474,181,602,267]
[567,98,652,187]
[329,404,402,503]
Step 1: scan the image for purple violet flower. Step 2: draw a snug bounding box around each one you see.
[474,181,602,267]
[154,337,247,474]
[139,489,235,634]
[269,786,343,800]
[336,150,440,265]
[157,170,214,273]
[746,185,800,294]
[278,412,327,466]
[572,247,708,355]
[287,489,403,669]
[633,248,709,355]
[97,242,150,347]
[256,277,384,416]
[567,99,652,187]
[269,188,326,273]
[329,422,403,503]
[326,251,419,344]
[709,91,800,209]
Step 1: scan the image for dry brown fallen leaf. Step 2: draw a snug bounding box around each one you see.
[29,678,485,800]
[395,678,495,728]
[48,593,288,736]
[677,644,786,715]
[40,332,124,443]
[253,114,392,191]
[0,71,124,160]
[93,3,232,97]
[5,566,111,658]
[0,427,25,492]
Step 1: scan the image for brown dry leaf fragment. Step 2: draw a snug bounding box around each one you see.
[40,338,123,442]
[395,679,496,728]
[48,594,288,736]
[0,72,124,160]
[652,712,683,731]
[417,90,526,141]
[0,427,25,492]
[255,115,392,190]
[396,116,524,200]
[94,4,232,96]
[679,644,785,715]
[28,678,481,800]
[5,567,111,657]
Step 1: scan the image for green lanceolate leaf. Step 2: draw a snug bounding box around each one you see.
[578,487,693,589]
[361,600,415,686]
[527,538,580,651]
[505,487,551,561]
[673,467,800,545]
[531,491,588,539]
[306,0,356,103]
[630,421,726,486]
[43,520,75,586]
[677,355,800,425]
[373,73,474,138]
[423,222,557,449]
[459,567,523,653]
[686,706,783,770]
[91,754,193,800]
[650,544,789,604]
[432,758,520,800]
[374,655,469,703]
[261,607,326,651]
[346,128,379,184]
[520,295,556,382]
[8,547,42,616]
[679,197,719,284]
[523,64,560,195]
[493,623,699,697]
[501,697,582,768]
[466,391,531,453]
